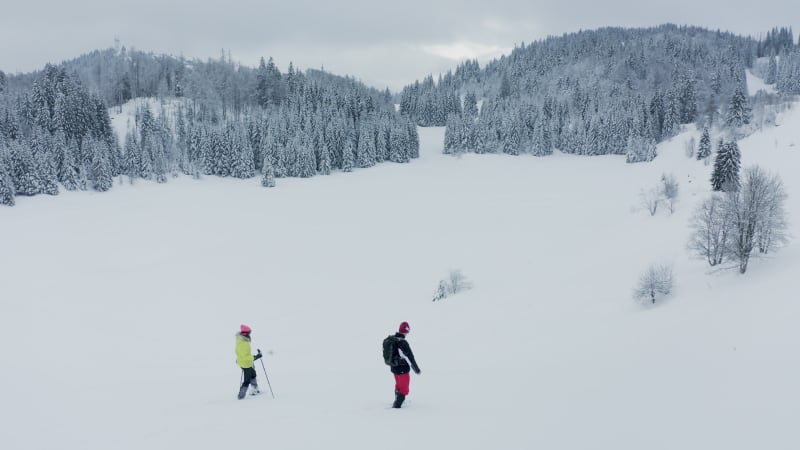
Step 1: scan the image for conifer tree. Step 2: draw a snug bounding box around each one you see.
[356,123,376,168]
[318,140,332,175]
[9,140,41,196]
[261,155,276,187]
[91,141,113,192]
[0,155,15,206]
[711,140,741,191]
[725,87,751,128]
[255,57,270,108]
[463,92,478,119]
[766,54,778,84]
[697,126,712,160]
[342,137,355,172]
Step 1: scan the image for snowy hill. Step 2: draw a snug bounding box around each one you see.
[1,97,799,449]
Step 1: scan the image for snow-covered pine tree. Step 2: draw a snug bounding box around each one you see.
[31,129,59,196]
[91,140,113,192]
[472,119,488,154]
[407,122,420,159]
[678,74,697,124]
[725,87,751,128]
[388,126,409,163]
[710,141,741,191]
[356,122,376,168]
[0,150,15,206]
[463,92,478,119]
[318,139,332,175]
[295,136,316,178]
[261,155,276,187]
[697,126,712,160]
[255,57,270,108]
[443,114,458,154]
[766,54,778,84]
[502,117,520,155]
[9,140,41,196]
[231,124,255,179]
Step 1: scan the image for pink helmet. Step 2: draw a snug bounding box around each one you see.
[240,324,252,334]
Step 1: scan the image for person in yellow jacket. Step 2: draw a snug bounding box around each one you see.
[236,324,263,399]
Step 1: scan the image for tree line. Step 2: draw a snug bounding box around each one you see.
[0,51,418,206]
[400,25,798,160]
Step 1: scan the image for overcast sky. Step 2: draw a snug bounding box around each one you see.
[1,1,798,90]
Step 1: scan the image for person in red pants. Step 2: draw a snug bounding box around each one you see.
[383,321,421,408]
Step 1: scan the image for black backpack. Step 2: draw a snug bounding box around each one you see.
[382,335,398,366]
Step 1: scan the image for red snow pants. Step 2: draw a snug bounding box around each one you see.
[394,373,410,396]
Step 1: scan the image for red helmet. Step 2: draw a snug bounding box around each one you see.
[240,324,252,334]
[399,321,410,334]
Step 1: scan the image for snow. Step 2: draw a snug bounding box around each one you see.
[746,69,777,95]
[2,103,800,450]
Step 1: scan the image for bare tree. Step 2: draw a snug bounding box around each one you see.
[726,166,789,274]
[633,264,674,304]
[754,172,789,254]
[640,187,661,216]
[688,194,730,266]
[660,173,679,214]
[449,269,472,294]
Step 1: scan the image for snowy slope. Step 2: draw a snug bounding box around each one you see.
[746,69,777,95]
[1,103,800,450]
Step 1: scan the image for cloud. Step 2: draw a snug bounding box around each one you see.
[420,41,511,62]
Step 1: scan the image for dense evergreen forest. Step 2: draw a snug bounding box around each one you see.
[398,25,799,161]
[0,48,418,206]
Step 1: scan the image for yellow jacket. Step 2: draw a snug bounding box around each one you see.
[236,333,254,368]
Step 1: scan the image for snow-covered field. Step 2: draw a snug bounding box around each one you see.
[2,102,800,449]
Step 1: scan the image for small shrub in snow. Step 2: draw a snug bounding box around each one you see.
[432,270,473,301]
[633,264,674,305]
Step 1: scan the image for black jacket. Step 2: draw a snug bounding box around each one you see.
[387,333,420,375]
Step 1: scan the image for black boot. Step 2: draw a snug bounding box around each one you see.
[392,392,406,408]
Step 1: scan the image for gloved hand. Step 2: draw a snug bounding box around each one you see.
[254,349,263,361]
[413,367,421,375]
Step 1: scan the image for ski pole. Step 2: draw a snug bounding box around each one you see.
[259,358,275,398]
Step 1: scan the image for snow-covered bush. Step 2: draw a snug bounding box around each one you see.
[633,264,674,305]
[432,270,473,301]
